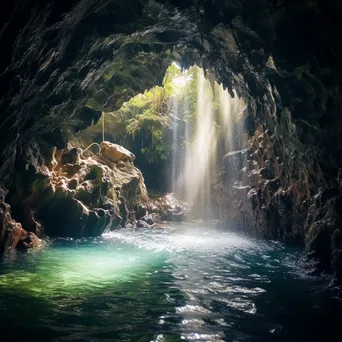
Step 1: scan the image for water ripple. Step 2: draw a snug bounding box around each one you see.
[0,223,340,341]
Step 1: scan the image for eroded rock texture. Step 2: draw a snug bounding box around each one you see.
[6,141,148,239]
[0,1,342,279]
[0,189,40,252]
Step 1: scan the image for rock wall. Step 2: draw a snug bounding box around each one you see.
[0,188,41,252]
[4,141,148,240]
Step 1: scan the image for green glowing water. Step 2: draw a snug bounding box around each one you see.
[0,223,340,341]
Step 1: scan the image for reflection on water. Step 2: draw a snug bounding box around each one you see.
[0,223,341,342]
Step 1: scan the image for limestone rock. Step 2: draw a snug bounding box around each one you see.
[61,148,81,165]
[166,207,186,222]
[304,188,342,282]
[136,205,147,220]
[0,200,40,252]
[137,220,149,228]
[17,232,41,251]
[141,215,154,225]
[100,141,135,163]
[5,142,149,239]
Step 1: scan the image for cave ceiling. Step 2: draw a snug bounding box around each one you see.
[0,0,341,185]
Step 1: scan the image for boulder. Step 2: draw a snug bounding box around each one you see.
[29,147,147,238]
[136,205,147,219]
[17,232,41,251]
[166,208,186,222]
[137,220,149,228]
[141,215,154,225]
[100,141,135,163]
[37,194,113,238]
[2,138,148,241]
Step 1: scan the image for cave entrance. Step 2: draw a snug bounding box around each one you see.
[74,63,247,220]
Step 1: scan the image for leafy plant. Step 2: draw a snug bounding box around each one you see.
[89,64,205,166]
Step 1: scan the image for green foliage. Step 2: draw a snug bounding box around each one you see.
[126,109,170,163]
[163,63,183,95]
[99,64,205,164]
[163,65,201,125]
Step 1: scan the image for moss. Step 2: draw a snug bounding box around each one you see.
[74,186,93,206]
[84,165,104,183]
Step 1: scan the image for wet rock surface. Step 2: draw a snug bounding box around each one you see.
[6,143,149,238]
[0,1,341,280]
[0,189,41,252]
[100,141,135,163]
[305,187,342,282]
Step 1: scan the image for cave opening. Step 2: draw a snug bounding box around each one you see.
[1,0,342,340]
[75,63,247,221]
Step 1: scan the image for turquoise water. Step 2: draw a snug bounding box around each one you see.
[0,223,341,341]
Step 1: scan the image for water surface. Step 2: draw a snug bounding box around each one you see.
[0,223,341,341]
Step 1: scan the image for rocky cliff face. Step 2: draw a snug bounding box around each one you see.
[5,140,149,240]
[0,1,341,280]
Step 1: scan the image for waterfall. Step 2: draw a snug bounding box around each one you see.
[170,94,187,197]
[171,96,179,194]
[182,71,217,219]
[170,68,246,220]
[217,84,246,154]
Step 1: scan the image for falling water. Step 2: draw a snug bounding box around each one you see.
[171,96,180,194]
[217,83,246,154]
[183,71,217,219]
[170,68,246,219]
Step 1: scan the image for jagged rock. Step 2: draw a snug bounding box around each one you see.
[68,178,78,190]
[259,167,275,180]
[17,232,41,251]
[304,188,342,282]
[41,129,68,150]
[4,140,148,238]
[141,215,154,226]
[166,208,186,222]
[118,196,129,227]
[223,150,248,181]
[100,141,135,163]
[136,205,147,220]
[37,192,113,238]
[137,220,149,228]
[61,148,81,165]
[73,107,102,133]
[0,200,40,252]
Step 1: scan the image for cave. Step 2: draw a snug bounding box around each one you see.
[1,0,342,341]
